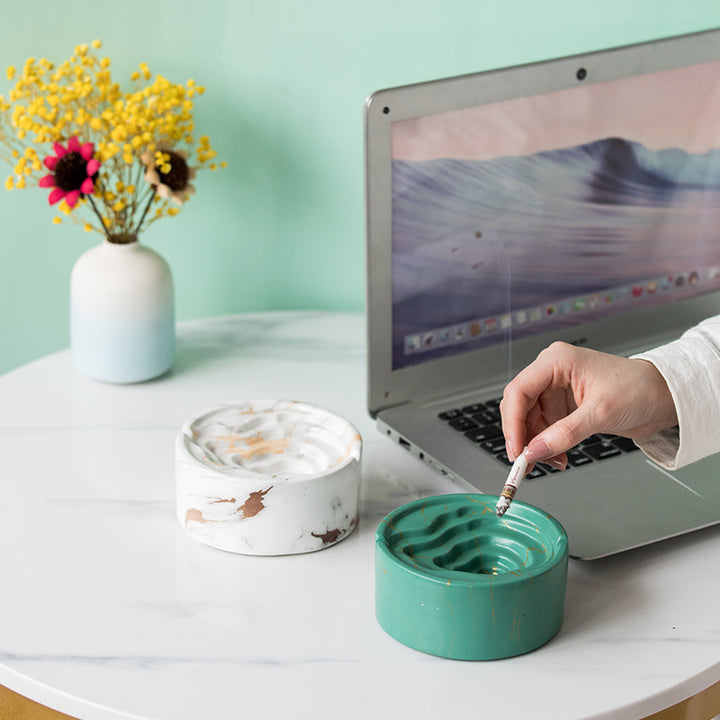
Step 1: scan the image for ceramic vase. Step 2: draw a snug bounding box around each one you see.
[70,237,175,383]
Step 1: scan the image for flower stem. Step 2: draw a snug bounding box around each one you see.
[134,185,157,236]
[86,193,110,241]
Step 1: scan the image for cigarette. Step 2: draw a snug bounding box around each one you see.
[495,448,529,517]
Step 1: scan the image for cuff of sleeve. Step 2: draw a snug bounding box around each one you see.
[633,426,680,469]
[632,317,720,471]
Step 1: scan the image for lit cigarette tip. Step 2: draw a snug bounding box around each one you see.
[495,497,510,517]
[495,447,529,517]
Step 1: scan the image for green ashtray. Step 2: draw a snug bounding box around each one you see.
[375,493,568,660]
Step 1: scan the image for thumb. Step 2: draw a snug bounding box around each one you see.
[525,406,597,462]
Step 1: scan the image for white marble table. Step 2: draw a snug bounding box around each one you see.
[1,311,719,720]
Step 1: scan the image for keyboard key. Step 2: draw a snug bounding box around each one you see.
[481,437,507,455]
[449,416,478,432]
[526,465,547,479]
[583,442,622,461]
[538,462,562,474]
[612,437,640,453]
[464,424,503,443]
[461,403,486,414]
[567,449,592,467]
[472,410,500,424]
[485,398,502,410]
[439,409,462,421]
[494,452,513,467]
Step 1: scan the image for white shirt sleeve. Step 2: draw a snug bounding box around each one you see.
[631,314,720,470]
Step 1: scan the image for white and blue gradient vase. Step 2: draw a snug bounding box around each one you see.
[70,236,175,383]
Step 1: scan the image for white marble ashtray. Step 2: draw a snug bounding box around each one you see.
[176,400,362,555]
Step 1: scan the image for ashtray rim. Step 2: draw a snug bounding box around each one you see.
[376,493,568,586]
[177,398,362,482]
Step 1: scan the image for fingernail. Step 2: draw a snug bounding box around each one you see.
[544,455,568,471]
[524,439,550,463]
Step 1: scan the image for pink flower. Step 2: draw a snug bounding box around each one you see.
[39,136,101,209]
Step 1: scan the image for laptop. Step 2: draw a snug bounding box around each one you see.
[365,27,720,560]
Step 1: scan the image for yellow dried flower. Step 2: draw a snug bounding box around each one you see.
[1,40,223,235]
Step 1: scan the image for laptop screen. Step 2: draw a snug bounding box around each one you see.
[391,58,720,370]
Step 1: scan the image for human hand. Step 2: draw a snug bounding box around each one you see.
[499,341,678,468]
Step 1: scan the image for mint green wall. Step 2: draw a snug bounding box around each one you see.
[1,0,719,374]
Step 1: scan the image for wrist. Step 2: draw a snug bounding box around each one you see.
[631,359,678,435]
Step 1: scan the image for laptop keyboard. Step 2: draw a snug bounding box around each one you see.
[438,398,639,478]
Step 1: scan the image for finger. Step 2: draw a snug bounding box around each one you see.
[500,367,556,460]
[523,403,570,471]
[537,386,577,429]
[524,401,550,445]
[525,404,597,462]
[504,386,572,463]
[541,453,569,472]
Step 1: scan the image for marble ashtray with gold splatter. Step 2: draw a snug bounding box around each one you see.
[175,400,362,555]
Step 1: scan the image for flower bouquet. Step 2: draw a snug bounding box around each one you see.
[0,40,223,242]
[0,41,225,383]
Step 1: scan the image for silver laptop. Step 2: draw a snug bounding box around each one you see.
[365,28,720,560]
